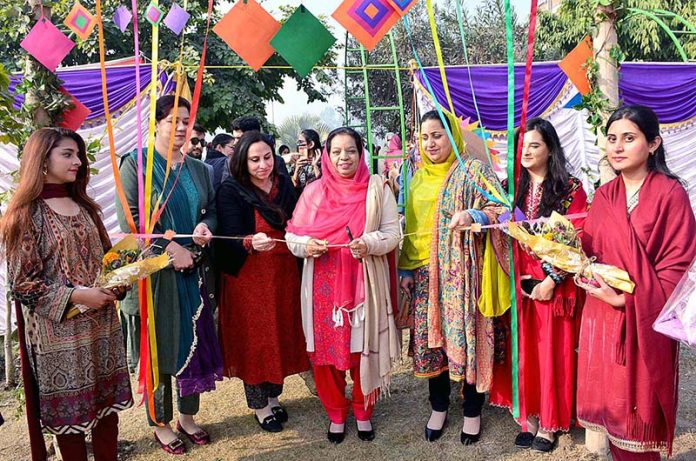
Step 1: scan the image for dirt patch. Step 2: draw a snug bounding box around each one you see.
[1,346,695,460]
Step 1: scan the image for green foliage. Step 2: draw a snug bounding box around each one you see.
[276,114,335,149]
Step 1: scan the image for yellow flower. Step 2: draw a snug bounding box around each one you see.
[102,252,119,265]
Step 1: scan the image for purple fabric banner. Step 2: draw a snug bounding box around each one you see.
[9,64,171,121]
[417,62,696,129]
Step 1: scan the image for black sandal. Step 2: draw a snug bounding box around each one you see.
[515,431,535,448]
[254,413,282,433]
[532,435,557,453]
[271,405,288,423]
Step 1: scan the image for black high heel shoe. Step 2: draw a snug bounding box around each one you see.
[424,412,448,442]
[356,421,375,441]
[460,416,481,445]
[327,423,345,444]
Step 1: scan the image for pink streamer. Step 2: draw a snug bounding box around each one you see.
[131,0,144,233]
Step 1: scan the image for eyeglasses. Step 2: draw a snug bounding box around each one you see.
[190,137,202,146]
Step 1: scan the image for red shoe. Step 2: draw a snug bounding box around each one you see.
[176,421,211,445]
[154,431,186,455]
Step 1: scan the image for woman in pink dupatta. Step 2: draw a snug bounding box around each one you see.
[286,127,400,444]
[577,105,695,460]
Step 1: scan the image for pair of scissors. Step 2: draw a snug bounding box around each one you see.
[345,226,362,263]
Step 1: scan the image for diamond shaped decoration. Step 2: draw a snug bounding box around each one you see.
[113,5,132,33]
[64,2,97,41]
[58,87,91,131]
[145,1,165,26]
[333,0,400,51]
[212,0,281,72]
[271,6,336,78]
[386,0,419,16]
[163,3,190,35]
[20,18,75,72]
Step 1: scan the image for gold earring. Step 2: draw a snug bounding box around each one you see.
[42,166,48,176]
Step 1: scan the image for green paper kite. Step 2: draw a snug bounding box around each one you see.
[270,5,336,78]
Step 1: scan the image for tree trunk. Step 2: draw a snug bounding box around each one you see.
[25,0,51,126]
[594,4,619,187]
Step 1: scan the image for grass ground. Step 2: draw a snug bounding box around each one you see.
[1,344,695,460]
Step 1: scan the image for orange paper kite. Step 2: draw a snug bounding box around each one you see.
[559,35,593,96]
[213,0,281,71]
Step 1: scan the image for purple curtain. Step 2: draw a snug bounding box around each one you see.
[9,64,171,121]
[416,62,696,129]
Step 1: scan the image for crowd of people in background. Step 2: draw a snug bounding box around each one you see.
[2,96,694,461]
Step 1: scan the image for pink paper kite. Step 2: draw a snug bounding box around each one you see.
[164,3,190,35]
[20,18,75,72]
[113,5,132,33]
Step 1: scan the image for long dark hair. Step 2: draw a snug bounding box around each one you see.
[211,133,233,151]
[326,127,364,155]
[514,117,571,218]
[1,128,110,258]
[606,105,681,182]
[420,110,452,131]
[300,128,322,157]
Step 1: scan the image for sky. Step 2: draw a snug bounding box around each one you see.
[258,0,531,126]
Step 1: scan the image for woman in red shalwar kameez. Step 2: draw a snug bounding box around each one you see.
[576,105,696,460]
[216,131,309,433]
[490,118,587,453]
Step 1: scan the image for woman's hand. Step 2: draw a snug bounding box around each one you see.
[193,222,213,246]
[166,241,195,271]
[530,276,555,301]
[448,210,474,231]
[400,275,414,294]
[348,238,368,259]
[252,232,276,252]
[70,287,118,309]
[306,238,328,258]
[585,273,626,307]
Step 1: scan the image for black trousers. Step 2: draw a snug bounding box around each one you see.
[244,382,283,409]
[428,371,485,417]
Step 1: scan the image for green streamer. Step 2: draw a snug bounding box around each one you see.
[504,0,520,419]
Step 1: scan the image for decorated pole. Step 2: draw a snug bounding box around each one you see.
[594,3,619,187]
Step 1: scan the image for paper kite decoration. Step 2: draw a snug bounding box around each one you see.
[113,5,132,33]
[271,6,336,78]
[163,3,190,35]
[333,0,401,51]
[64,2,97,41]
[145,1,165,26]
[58,87,91,131]
[386,0,419,16]
[20,18,75,72]
[559,35,593,96]
[213,0,281,72]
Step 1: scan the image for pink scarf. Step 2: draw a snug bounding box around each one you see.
[286,149,370,311]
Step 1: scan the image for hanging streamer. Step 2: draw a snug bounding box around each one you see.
[425,0,455,114]
[403,16,509,207]
[454,0,493,165]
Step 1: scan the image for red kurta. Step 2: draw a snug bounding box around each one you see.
[577,172,695,454]
[490,179,587,433]
[218,211,309,384]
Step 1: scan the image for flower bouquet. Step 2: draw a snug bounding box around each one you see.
[653,257,696,348]
[506,212,635,294]
[66,235,171,318]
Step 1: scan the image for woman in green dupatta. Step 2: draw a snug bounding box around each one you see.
[399,110,508,446]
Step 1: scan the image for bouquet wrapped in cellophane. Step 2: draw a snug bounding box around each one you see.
[506,212,635,294]
[66,235,171,319]
[653,257,696,349]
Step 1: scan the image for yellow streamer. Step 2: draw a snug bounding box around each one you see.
[426,0,456,114]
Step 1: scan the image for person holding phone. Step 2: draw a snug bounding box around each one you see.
[491,118,588,453]
[288,129,322,193]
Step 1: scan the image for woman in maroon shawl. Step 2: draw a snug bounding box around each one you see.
[576,105,695,460]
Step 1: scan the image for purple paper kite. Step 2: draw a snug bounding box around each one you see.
[20,18,75,72]
[163,3,190,36]
[113,5,132,33]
